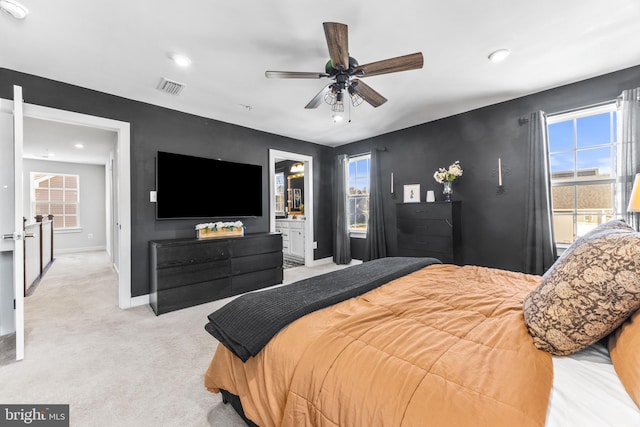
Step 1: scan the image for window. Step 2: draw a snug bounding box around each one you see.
[347,154,370,235]
[31,173,80,229]
[274,172,285,215]
[547,103,618,245]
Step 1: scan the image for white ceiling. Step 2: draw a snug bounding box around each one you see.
[23,117,116,165]
[2,0,640,158]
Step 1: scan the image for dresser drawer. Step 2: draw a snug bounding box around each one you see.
[398,234,453,253]
[154,259,231,291]
[397,218,453,238]
[154,240,229,267]
[231,234,282,257]
[152,277,233,314]
[396,202,453,220]
[232,251,283,275]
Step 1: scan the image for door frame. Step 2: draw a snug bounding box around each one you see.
[268,149,314,266]
[20,103,134,309]
[0,86,25,360]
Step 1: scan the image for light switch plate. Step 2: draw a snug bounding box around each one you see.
[150,191,157,203]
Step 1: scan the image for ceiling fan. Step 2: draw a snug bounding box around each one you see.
[265,22,424,112]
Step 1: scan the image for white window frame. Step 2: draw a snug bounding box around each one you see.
[547,102,619,248]
[347,153,371,238]
[31,172,80,230]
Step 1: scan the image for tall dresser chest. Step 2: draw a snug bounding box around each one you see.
[396,201,462,264]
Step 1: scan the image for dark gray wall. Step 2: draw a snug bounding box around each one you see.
[0,68,334,297]
[337,66,640,272]
[3,65,639,295]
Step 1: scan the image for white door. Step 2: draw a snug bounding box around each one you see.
[0,85,25,361]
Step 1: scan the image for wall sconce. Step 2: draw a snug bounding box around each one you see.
[290,162,304,174]
[390,172,396,198]
[496,157,509,194]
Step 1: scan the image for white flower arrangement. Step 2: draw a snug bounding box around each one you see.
[433,161,463,183]
[195,221,244,231]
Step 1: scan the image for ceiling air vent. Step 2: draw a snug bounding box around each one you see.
[157,77,185,95]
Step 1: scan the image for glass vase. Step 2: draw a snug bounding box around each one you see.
[442,181,453,202]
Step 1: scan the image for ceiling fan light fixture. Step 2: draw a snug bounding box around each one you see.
[266,22,424,116]
[324,88,337,105]
[348,86,364,107]
[488,49,510,62]
[0,0,29,19]
[331,89,345,112]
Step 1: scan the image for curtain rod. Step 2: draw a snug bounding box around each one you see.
[546,99,616,118]
[518,98,616,125]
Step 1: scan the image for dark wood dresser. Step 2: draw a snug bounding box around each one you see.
[396,201,462,264]
[149,233,283,315]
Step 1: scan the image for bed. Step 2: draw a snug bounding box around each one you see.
[203,220,640,427]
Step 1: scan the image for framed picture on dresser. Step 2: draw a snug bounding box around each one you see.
[403,184,420,203]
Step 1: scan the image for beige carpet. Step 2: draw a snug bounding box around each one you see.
[0,251,355,427]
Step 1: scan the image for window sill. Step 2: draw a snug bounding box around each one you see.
[349,230,367,239]
[555,243,570,256]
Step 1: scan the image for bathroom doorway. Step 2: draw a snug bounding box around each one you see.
[268,149,314,267]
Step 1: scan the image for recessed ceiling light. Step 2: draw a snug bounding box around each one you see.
[169,53,191,67]
[488,49,510,62]
[74,143,84,149]
[0,0,29,19]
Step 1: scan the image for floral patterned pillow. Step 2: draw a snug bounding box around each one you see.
[523,224,640,356]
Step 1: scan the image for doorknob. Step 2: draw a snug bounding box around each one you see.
[2,232,31,240]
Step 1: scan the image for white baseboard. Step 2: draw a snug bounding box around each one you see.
[129,294,149,308]
[55,246,107,254]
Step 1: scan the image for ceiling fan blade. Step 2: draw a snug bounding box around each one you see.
[323,22,349,70]
[305,85,331,109]
[353,52,424,78]
[350,79,387,108]
[265,71,328,79]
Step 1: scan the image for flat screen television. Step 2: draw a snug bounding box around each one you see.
[156,151,262,219]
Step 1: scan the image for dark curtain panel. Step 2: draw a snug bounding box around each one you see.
[619,88,640,229]
[364,149,387,261]
[333,154,351,264]
[523,111,557,275]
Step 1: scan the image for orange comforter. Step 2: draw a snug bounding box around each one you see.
[205,264,553,427]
